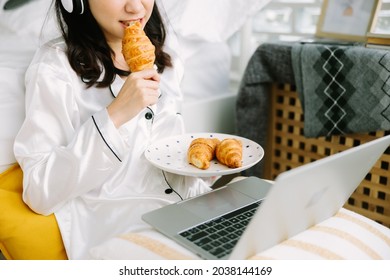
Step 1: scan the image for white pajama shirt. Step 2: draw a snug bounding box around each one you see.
[13,38,210,259]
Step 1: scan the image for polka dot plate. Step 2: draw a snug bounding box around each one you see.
[145,133,264,177]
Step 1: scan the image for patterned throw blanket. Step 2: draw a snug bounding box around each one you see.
[292,43,390,137]
[236,43,390,177]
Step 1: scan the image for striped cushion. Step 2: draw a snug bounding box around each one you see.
[90,208,390,260]
[90,228,200,260]
[251,208,390,260]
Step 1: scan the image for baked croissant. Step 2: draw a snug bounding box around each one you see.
[122,21,155,72]
[216,138,243,168]
[188,138,221,170]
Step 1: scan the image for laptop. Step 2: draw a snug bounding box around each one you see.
[142,135,390,259]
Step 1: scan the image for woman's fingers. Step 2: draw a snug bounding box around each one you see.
[107,68,162,127]
[132,68,160,82]
[127,69,160,91]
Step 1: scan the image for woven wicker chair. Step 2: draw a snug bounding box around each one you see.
[262,83,390,228]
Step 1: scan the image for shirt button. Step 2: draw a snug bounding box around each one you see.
[145,112,153,120]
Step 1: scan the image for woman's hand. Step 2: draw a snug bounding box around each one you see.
[107,68,160,128]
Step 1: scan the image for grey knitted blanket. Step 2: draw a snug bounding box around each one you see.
[292,43,390,137]
[236,43,294,177]
[236,42,390,177]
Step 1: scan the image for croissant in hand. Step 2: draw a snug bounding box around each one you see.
[216,138,243,168]
[122,21,155,72]
[188,138,221,170]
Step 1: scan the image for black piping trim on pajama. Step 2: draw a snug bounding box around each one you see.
[109,85,116,98]
[92,115,122,162]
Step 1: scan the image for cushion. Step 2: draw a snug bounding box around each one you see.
[161,0,272,42]
[0,62,28,173]
[90,208,390,260]
[90,228,200,260]
[0,164,67,260]
[159,0,272,104]
[251,208,390,260]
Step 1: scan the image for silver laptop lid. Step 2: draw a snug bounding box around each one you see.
[230,134,390,259]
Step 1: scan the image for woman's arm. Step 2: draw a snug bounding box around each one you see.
[14,58,129,215]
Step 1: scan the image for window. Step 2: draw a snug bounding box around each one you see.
[229,0,323,82]
[372,0,390,34]
[229,0,390,82]
[252,0,323,42]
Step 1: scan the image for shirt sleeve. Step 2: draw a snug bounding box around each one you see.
[14,48,130,215]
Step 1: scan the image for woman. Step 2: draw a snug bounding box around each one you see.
[14,0,210,259]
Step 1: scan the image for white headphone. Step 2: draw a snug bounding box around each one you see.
[60,0,85,15]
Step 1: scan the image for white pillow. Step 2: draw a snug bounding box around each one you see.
[0,0,57,40]
[160,0,272,42]
[0,67,25,173]
[180,41,231,100]
[160,0,267,101]
[0,33,35,173]
[0,0,57,173]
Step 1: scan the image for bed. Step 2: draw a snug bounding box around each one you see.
[2,0,389,261]
[0,0,270,259]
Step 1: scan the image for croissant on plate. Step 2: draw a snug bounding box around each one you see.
[122,21,155,72]
[215,138,243,168]
[187,138,221,170]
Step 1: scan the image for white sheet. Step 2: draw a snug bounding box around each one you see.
[0,0,59,172]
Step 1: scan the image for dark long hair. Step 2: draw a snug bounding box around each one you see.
[54,0,172,88]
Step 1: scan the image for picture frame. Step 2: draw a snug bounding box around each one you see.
[316,0,380,42]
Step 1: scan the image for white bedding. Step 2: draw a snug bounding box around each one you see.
[0,0,270,172]
[0,0,56,172]
[0,55,26,172]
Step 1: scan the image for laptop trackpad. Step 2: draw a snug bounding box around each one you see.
[179,187,255,220]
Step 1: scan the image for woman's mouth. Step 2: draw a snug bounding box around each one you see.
[121,19,142,28]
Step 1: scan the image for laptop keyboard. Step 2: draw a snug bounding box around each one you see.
[178,201,261,258]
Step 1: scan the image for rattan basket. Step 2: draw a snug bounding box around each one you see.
[262,84,390,228]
